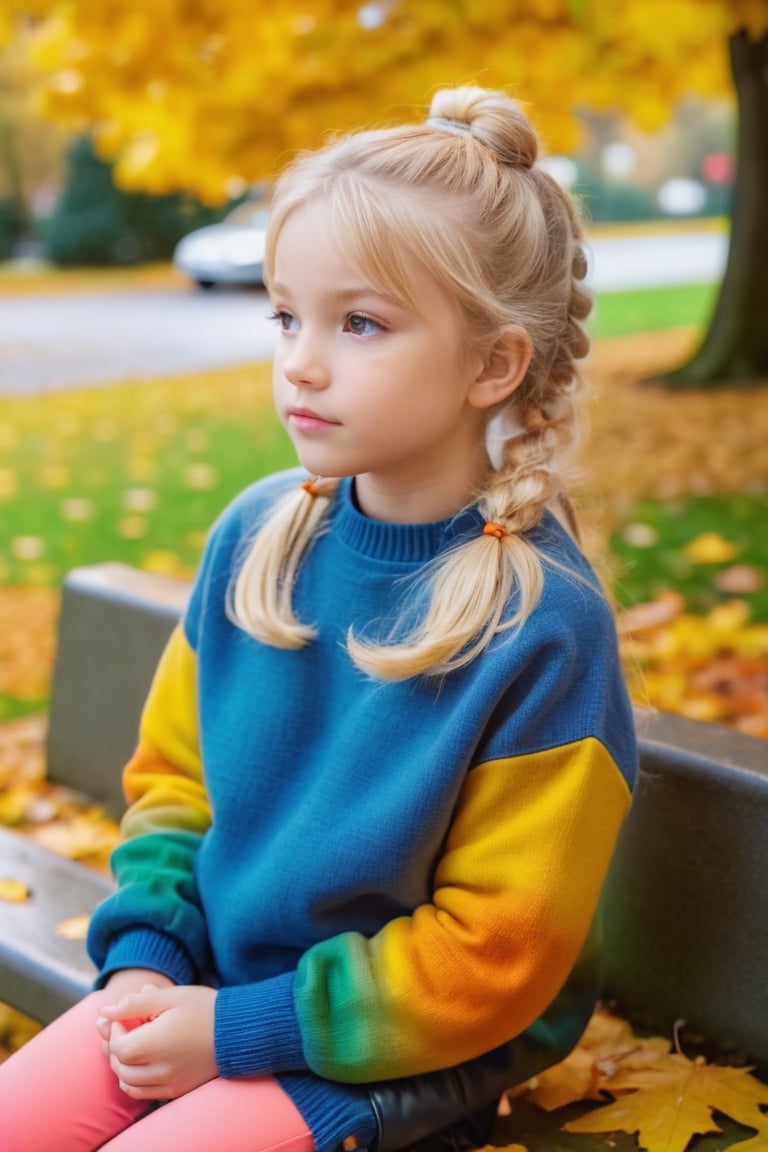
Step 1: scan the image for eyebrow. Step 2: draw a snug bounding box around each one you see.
[270,282,404,308]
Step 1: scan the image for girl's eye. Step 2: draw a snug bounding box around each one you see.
[345,313,382,337]
[268,309,297,333]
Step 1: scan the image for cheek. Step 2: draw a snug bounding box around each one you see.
[272,358,287,404]
[271,370,293,435]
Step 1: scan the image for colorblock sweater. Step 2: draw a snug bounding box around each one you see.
[87,469,637,1152]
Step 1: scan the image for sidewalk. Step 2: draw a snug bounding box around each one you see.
[585,227,727,291]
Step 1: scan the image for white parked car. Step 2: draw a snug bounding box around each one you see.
[173,202,270,289]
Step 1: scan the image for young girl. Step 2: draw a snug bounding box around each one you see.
[0,85,637,1152]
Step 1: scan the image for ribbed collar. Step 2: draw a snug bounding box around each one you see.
[330,478,483,565]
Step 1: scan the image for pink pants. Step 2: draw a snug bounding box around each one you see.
[0,992,314,1152]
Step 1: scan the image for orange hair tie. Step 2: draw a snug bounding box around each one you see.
[482,521,507,540]
[302,479,321,498]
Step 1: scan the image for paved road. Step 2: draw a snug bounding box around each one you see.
[1,285,278,396]
[0,230,727,396]
[585,229,727,291]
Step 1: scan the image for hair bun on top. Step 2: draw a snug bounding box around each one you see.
[428,86,538,168]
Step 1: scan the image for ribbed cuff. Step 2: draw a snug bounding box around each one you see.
[215,970,306,1077]
[278,1072,378,1152]
[95,928,197,988]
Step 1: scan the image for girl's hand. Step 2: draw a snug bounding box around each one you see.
[98,984,219,1100]
[96,969,176,1049]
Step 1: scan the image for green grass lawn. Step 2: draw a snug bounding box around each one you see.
[590,281,719,339]
[0,366,290,589]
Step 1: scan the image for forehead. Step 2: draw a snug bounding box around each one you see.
[272,194,437,312]
[272,199,367,280]
[272,199,465,330]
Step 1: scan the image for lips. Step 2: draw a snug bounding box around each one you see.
[288,406,339,432]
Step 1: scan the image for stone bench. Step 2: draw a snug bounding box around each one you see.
[0,562,766,1119]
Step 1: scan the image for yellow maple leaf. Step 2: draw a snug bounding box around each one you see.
[511,1008,670,1112]
[564,1051,768,1152]
[518,1044,603,1111]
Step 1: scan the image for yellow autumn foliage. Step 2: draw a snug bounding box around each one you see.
[3,0,766,202]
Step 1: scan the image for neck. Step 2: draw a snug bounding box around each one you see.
[353,438,491,524]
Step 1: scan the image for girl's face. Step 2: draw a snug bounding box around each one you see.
[269,198,492,524]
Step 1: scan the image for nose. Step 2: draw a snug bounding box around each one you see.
[281,329,330,391]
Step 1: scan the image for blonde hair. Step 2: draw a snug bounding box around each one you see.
[229,86,592,679]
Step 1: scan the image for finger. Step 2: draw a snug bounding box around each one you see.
[100,990,161,1024]
[95,1014,112,1040]
[110,1053,175,1101]
[99,992,146,1019]
[96,1012,114,1057]
[106,1019,156,1064]
[117,1077,169,1101]
[109,1053,159,1087]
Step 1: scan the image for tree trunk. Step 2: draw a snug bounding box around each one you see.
[664,28,768,388]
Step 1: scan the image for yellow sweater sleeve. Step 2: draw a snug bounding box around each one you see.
[120,624,210,840]
[295,738,631,1080]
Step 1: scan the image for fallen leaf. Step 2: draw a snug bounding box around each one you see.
[0,784,43,825]
[122,487,158,512]
[142,550,186,576]
[618,594,768,739]
[708,599,751,633]
[511,1008,671,1112]
[117,515,147,539]
[10,537,45,562]
[31,813,120,863]
[682,531,739,565]
[60,497,95,523]
[183,462,218,491]
[517,1043,603,1111]
[0,1000,41,1050]
[621,522,659,548]
[715,565,765,595]
[564,1051,768,1152]
[56,914,90,940]
[477,1145,527,1152]
[0,878,31,902]
[617,591,685,636]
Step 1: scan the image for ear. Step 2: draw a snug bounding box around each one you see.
[467,328,532,411]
